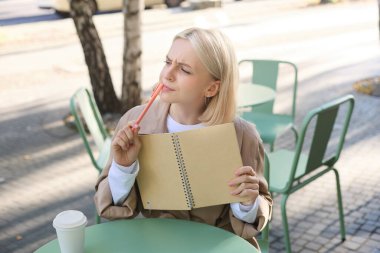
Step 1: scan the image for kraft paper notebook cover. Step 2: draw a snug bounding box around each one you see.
[137,123,248,210]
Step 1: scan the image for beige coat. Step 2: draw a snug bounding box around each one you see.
[94,100,273,250]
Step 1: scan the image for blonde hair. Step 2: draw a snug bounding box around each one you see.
[174,28,238,125]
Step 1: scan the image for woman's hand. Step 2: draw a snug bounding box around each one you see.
[228,166,259,206]
[112,122,141,167]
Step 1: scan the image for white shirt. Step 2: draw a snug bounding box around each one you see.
[108,114,260,223]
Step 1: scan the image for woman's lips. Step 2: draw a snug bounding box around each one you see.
[162,85,175,92]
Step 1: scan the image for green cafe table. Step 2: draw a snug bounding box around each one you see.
[35,218,259,253]
[237,83,275,108]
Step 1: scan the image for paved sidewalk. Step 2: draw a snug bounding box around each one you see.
[1,0,379,252]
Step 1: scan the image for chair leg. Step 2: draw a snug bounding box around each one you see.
[281,194,292,253]
[332,168,346,241]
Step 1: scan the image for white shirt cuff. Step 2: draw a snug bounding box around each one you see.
[230,197,261,223]
[108,160,139,205]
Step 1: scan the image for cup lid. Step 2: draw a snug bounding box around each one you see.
[53,210,87,229]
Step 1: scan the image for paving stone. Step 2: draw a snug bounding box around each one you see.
[350,235,368,245]
[342,240,364,251]
[346,222,361,235]
[313,236,330,245]
[365,212,380,222]
[296,220,313,229]
[298,248,317,253]
[306,223,327,236]
[291,244,305,252]
[362,239,380,249]
[294,238,308,247]
[361,222,379,233]
[358,245,377,253]
[370,233,380,242]
[271,240,285,251]
[305,241,323,251]
[353,216,367,226]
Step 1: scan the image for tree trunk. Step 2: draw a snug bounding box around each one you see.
[121,0,143,113]
[70,0,121,114]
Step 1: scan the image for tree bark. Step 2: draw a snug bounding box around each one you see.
[70,0,121,114]
[121,0,143,113]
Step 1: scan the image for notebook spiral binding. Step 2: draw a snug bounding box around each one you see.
[171,134,195,209]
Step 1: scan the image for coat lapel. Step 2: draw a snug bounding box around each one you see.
[138,100,170,134]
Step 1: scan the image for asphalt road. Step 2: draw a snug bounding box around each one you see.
[0,0,62,26]
[0,0,126,26]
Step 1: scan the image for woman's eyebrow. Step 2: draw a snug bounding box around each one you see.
[166,55,193,69]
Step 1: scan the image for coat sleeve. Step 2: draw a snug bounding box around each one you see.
[229,120,273,239]
[93,111,141,220]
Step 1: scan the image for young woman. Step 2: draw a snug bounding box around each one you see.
[94,27,272,250]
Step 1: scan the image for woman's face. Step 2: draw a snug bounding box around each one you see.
[159,38,218,108]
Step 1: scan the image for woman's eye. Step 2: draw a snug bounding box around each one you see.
[164,60,171,65]
[181,68,191,74]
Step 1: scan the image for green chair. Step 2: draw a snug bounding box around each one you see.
[70,88,112,223]
[268,95,355,253]
[239,60,298,151]
[257,152,270,253]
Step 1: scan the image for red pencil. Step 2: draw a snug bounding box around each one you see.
[133,83,164,130]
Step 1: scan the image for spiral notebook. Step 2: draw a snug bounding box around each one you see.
[137,123,248,210]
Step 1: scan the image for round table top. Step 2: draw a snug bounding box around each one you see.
[237,83,275,108]
[35,218,258,253]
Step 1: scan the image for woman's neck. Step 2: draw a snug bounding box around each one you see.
[169,103,203,125]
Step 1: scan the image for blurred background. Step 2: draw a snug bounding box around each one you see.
[0,0,379,252]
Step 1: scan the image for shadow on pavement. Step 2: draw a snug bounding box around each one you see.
[0,14,64,26]
[0,9,122,26]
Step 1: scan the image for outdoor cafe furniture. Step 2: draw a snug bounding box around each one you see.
[268,95,355,253]
[34,218,259,253]
[238,59,299,151]
[70,88,112,224]
[237,83,276,108]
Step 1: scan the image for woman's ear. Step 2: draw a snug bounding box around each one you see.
[205,80,221,97]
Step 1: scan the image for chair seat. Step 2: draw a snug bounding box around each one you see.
[241,112,293,143]
[268,150,307,193]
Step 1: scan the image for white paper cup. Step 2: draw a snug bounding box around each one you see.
[53,210,87,253]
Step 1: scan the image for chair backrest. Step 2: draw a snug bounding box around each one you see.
[288,95,355,185]
[70,88,110,173]
[238,59,298,117]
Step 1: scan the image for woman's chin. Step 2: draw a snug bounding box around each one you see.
[160,94,176,104]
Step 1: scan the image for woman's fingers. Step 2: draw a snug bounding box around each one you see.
[235,166,256,176]
[112,123,138,150]
[229,166,260,205]
[117,129,129,145]
[122,127,134,145]
[113,136,129,151]
[237,189,259,204]
[132,125,141,148]
[228,174,258,187]
[111,121,141,167]
[230,182,259,195]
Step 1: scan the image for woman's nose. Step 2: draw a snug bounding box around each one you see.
[163,65,175,82]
